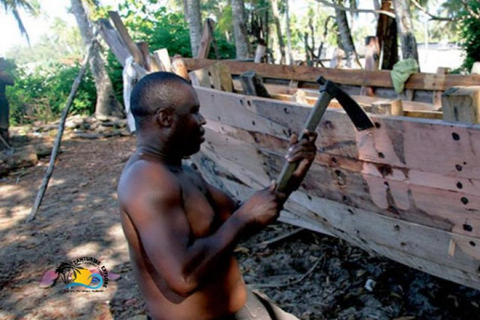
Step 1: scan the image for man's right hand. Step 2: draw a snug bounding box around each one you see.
[236,181,285,228]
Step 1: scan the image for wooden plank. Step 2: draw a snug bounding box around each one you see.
[154,48,172,72]
[196,19,214,59]
[442,86,480,123]
[191,148,480,291]
[171,56,189,80]
[370,99,403,116]
[201,120,480,238]
[433,67,449,108]
[108,11,145,67]
[137,42,151,71]
[190,64,233,92]
[98,18,130,66]
[239,70,271,98]
[194,87,480,236]
[190,69,211,88]
[264,83,442,119]
[184,58,480,92]
[209,64,233,92]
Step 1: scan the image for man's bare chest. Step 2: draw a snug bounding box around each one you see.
[175,168,217,237]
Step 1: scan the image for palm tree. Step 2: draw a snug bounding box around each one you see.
[392,0,419,63]
[55,261,85,284]
[232,0,251,59]
[1,0,38,44]
[70,0,124,119]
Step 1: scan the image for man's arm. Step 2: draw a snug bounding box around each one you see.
[119,161,281,299]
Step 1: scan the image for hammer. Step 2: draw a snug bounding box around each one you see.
[276,76,374,192]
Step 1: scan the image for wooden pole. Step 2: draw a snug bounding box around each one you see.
[108,11,146,68]
[27,43,94,222]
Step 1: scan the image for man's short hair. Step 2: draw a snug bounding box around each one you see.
[130,72,191,130]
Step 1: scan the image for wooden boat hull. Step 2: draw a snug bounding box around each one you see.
[191,86,480,291]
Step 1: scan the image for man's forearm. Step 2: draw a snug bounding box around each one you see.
[180,212,249,294]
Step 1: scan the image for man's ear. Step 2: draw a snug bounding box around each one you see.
[156,108,174,127]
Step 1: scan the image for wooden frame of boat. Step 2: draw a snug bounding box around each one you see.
[183,58,480,291]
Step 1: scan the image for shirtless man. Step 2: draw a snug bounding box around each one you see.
[118,72,317,320]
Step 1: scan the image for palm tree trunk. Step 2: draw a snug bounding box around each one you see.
[185,0,203,57]
[271,0,286,64]
[285,0,294,65]
[376,0,398,69]
[232,0,251,59]
[70,0,123,118]
[392,0,419,63]
[334,4,361,68]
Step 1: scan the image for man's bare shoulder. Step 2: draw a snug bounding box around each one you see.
[117,157,181,212]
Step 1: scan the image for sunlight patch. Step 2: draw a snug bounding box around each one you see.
[67,242,100,259]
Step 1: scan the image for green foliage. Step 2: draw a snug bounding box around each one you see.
[6,61,96,125]
[113,2,235,58]
[459,1,480,71]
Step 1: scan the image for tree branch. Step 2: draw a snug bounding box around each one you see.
[315,0,395,18]
[461,0,480,19]
[410,0,458,21]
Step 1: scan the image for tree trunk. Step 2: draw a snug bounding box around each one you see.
[334,5,361,68]
[376,0,398,70]
[392,0,419,63]
[185,0,203,57]
[271,0,286,64]
[285,0,294,65]
[70,0,123,119]
[232,0,250,59]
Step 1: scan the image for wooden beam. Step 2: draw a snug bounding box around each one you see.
[183,58,480,92]
[433,67,449,108]
[194,87,480,237]
[193,137,480,291]
[196,18,214,59]
[239,70,271,98]
[370,99,403,116]
[154,48,172,72]
[108,11,145,68]
[442,86,480,123]
[98,18,130,66]
[171,55,189,80]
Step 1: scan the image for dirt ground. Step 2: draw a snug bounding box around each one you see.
[1,129,480,320]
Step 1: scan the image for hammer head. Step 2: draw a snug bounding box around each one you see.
[317,77,374,131]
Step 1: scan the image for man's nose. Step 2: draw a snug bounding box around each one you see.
[198,113,206,125]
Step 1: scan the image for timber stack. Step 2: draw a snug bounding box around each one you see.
[99,12,480,292]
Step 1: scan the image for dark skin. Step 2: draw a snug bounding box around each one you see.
[117,82,317,320]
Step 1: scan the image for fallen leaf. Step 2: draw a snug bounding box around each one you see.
[39,270,58,288]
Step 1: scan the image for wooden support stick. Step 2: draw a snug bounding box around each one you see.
[196,18,215,59]
[98,18,130,66]
[108,11,145,68]
[27,44,94,222]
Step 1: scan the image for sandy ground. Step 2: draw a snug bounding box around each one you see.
[1,132,479,320]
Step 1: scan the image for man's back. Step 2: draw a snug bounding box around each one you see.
[118,152,247,320]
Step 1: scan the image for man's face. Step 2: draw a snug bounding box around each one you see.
[171,86,206,156]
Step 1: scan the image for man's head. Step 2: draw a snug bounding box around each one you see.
[131,72,206,157]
